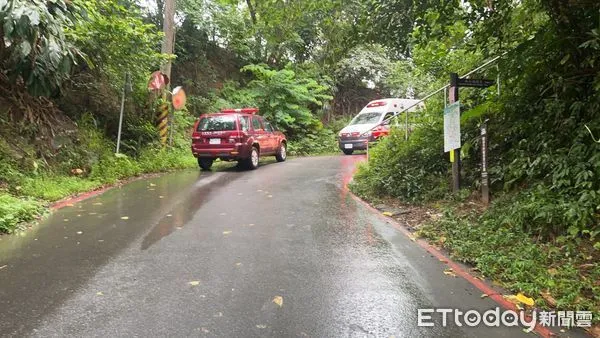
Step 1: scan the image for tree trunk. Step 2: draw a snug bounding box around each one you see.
[245,0,262,61]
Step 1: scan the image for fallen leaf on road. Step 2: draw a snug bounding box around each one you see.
[382,212,393,216]
[159,196,164,199]
[443,268,457,277]
[64,219,69,222]
[256,324,267,329]
[516,293,535,306]
[148,188,155,191]
[149,183,156,187]
[66,203,74,207]
[272,296,283,307]
[503,293,534,307]
[481,293,489,298]
[214,312,223,317]
[223,231,232,235]
[189,281,200,286]
[88,212,97,215]
[267,195,273,198]
[167,214,172,217]
[77,214,82,217]
[0,265,7,270]
[235,262,242,266]
[121,216,129,220]
[93,202,103,206]
[76,231,83,234]
[96,292,103,296]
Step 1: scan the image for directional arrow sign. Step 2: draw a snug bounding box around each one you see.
[457,78,495,88]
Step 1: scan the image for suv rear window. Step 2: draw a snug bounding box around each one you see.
[197,115,237,131]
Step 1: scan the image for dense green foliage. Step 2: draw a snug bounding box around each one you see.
[219,64,332,136]
[0,193,43,233]
[354,1,600,239]
[0,0,77,96]
[351,115,448,202]
[418,207,600,320]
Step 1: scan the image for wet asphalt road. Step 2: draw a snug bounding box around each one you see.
[0,155,534,337]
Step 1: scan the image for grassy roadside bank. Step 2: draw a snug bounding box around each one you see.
[0,146,197,234]
[416,204,600,325]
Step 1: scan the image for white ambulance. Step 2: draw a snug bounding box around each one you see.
[337,98,424,154]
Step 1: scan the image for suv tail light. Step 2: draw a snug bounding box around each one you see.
[228,131,247,143]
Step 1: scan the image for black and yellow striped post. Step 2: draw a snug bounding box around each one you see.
[157,101,169,145]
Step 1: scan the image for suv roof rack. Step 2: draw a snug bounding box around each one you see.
[220,108,259,114]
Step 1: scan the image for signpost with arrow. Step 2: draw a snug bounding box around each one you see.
[446,73,495,193]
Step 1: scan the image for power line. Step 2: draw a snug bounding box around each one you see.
[360,52,508,137]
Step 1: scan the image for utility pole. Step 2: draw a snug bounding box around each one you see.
[161,0,176,146]
[161,0,176,80]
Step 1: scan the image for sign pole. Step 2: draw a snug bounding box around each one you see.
[449,73,461,193]
[116,72,131,154]
[481,120,489,204]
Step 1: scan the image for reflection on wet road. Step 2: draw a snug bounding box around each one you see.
[0,156,531,337]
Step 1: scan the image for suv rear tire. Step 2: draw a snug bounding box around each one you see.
[198,158,214,170]
[342,149,354,155]
[243,146,260,170]
[275,142,287,162]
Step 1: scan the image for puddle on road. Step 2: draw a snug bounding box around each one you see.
[140,173,240,250]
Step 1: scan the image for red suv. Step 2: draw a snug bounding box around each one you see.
[191,108,287,170]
